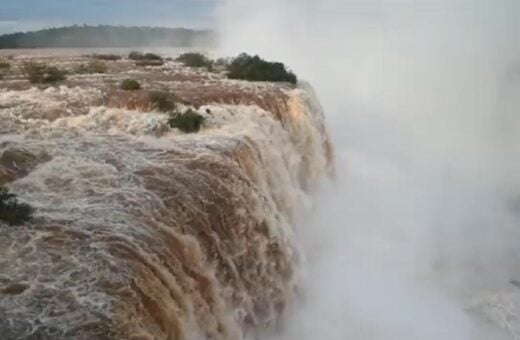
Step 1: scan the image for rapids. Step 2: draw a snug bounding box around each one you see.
[0,62,332,339]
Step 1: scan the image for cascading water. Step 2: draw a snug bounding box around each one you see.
[2,1,519,338]
[0,72,333,339]
[215,1,520,339]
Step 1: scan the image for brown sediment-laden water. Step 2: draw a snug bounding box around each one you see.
[0,53,333,339]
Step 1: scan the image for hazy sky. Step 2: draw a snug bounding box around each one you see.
[2,0,519,36]
[0,0,217,34]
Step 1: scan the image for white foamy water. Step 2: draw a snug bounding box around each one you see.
[216,1,520,339]
[0,72,333,339]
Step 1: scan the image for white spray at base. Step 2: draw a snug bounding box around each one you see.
[216,1,520,339]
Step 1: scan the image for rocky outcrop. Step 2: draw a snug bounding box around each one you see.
[0,148,51,185]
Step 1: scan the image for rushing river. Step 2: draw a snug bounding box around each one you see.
[0,54,332,339]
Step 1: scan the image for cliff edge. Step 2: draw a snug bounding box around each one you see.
[0,53,333,339]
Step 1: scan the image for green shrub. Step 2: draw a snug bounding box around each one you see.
[120,79,141,91]
[227,53,297,84]
[149,91,176,112]
[128,51,143,60]
[135,60,164,67]
[214,58,230,68]
[74,64,88,74]
[176,52,213,70]
[74,61,108,74]
[168,109,205,133]
[0,186,33,225]
[129,51,162,61]
[21,62,67,83]
[0,61,9,80]
[144,53,162,61]
[92,54,122,61]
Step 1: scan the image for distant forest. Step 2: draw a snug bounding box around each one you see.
[0,25,216,49]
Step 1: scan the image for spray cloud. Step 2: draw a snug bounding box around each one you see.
[216,1,520,339]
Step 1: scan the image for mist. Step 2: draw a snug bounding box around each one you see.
[215,1,520,339]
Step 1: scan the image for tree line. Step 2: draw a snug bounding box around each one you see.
[0,25,215,49]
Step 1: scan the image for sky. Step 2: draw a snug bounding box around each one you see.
[0,0,218,34]
[2,0,518,36]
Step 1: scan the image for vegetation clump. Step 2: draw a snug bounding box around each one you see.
[214,57,230,68]
[175,52,213,70]
[0,186,33,226]
[168,109,205,133]
[128,51,141,60]
[92,54,122,61]
[135,60,164,67]
[21,62,67,83]
[129,51,163,61]
[119,79,141,91]
[0,61,9,79]
[147,90,204,132]
[149,91,176,112]
[144,53,162,61]
[0,25,215,49]
[74,60,108,74]
[227,53,297,84]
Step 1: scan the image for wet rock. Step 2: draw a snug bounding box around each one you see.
[0,148,51,185]
[2,283,29,295]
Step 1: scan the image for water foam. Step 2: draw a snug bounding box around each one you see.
[0,83,332,339]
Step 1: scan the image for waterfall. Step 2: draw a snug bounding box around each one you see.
[0,81,333,339]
